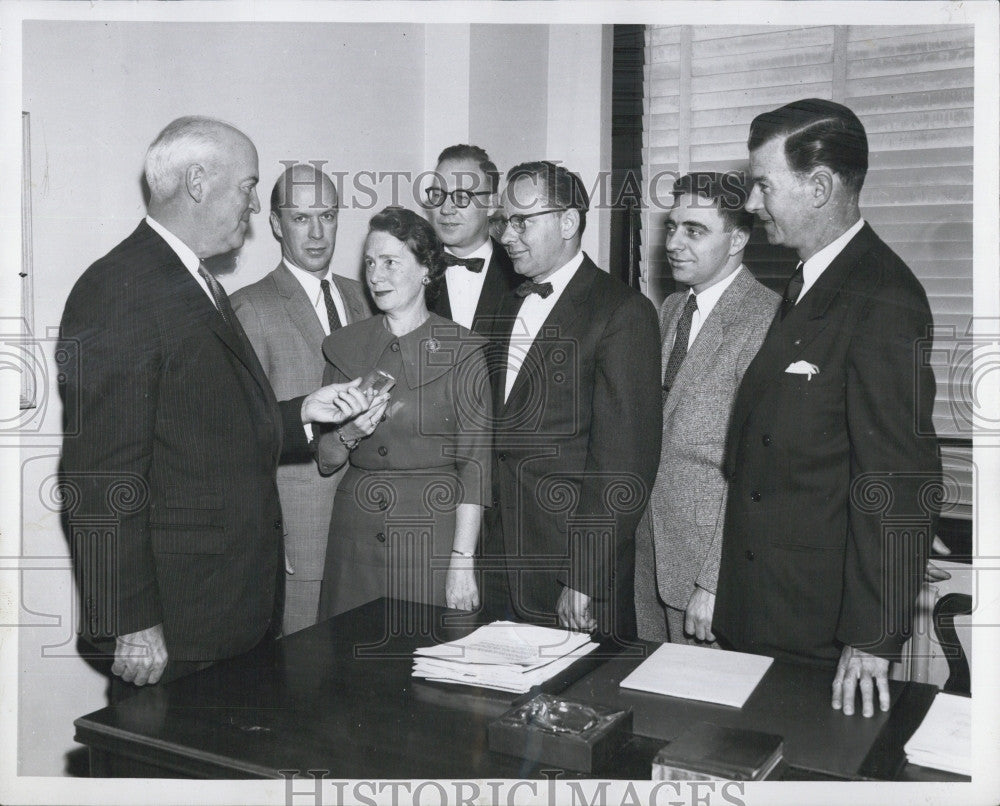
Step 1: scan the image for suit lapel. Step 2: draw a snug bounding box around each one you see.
[731,225,877,433]
[333,274,371,324]
[471,240,515,332]
[663,268,754,419]
[274,262,327,350]
[503,257,594,414]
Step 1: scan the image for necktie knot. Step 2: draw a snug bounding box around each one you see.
[443,254,485,273]
[516,280,554,299]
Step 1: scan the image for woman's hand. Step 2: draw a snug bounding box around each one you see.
[338,393,390,443]
[445,555,479,611]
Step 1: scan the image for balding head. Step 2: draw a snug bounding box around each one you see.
[269,164,340,274]
[144,116,260,260]
[144,116,250,203]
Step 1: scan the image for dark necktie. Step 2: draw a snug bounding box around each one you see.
[198,264,236,330]
[320,279,343,332]
[515,280,554,299]
[662,293,698,394]
[443,254,485,273]
[779,263,805,321]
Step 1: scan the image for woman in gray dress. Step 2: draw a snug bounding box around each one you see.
[316,207,492,619]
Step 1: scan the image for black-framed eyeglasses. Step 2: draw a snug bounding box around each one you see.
[490,209,567,236]
[424,187,492,209]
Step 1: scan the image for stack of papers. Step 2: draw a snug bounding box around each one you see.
[904,692,971,776]
[412,621,599,693]
[620,643,773,708]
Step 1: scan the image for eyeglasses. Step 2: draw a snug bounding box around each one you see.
[424,187,492,209]
[490,209,567,236]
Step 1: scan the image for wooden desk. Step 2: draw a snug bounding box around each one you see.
[74,598,965,781]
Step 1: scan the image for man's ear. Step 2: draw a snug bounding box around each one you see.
[269,211,283,242]
[729,225,750,256]
[810,168,834,208]
[186,163,206,203]
[560,208,582,240]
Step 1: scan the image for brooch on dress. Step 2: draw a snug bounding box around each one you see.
[425,338,440,353]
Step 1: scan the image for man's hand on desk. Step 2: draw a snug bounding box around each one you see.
[301,379,371,425]
[684,586,716,642]
[831,644,890,717]
[557,586,596,632]
[112,623,168,686]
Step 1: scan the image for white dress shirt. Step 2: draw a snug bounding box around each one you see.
[443,239,493,330]
[145,216,218,307]
[284,260,349,334]
[504,251,585,403]
[797,218,865,302]
[674,264,744,350]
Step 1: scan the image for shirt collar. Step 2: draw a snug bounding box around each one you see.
[145,215,200,273]
[284,259,331,301]
[445,239,493,265]
[802,218,865,285]
[537,251,584,295]
[687,264,742,315]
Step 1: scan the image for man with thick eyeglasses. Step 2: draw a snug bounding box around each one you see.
[425,144,518,334]
[482,160,662,640]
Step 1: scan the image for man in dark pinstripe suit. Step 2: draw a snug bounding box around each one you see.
[59,116,368,694]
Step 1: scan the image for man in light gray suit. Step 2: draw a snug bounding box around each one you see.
[233,163,373,634]
[634,172,779,644]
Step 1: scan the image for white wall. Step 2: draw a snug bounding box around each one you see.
[18,19,610,776]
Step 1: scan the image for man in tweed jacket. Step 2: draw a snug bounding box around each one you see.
[635,172,778,644]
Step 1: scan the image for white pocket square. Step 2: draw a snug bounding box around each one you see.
[785,360,820,380]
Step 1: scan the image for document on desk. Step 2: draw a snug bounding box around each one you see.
[620,643,773,708]
[903,691,971,776]
[412,622,599,693]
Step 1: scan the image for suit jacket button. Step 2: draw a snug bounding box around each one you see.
[274,519,282,529]
[746,550,755,561]
[750,491,761,502]
[390,342,400,352]
[376,532,386,543]
[762,434,772,446]
[378,446,388,457]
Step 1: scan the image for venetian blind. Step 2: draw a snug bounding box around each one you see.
[642,24,974,518]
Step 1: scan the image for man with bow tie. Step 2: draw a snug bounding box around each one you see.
[426,144,518,334]
[482,160,662,639]
[231,163,373,635]
[713,100,941,717]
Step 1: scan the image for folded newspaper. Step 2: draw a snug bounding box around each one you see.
[412,621,599,694]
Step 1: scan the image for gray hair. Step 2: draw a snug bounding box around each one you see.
[144,116,241,200]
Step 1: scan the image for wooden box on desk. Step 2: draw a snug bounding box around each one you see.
[488,695,633,773]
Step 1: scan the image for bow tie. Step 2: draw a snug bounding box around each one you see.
[516,280,554,299]
[443,254,485,273]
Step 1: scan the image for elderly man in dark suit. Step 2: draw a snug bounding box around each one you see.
[485,161,662,640]
[59,117,370,692]
[713,99,941,717]
[634,172,778,645]
[232,163,373,634]
[426,144,518,334]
